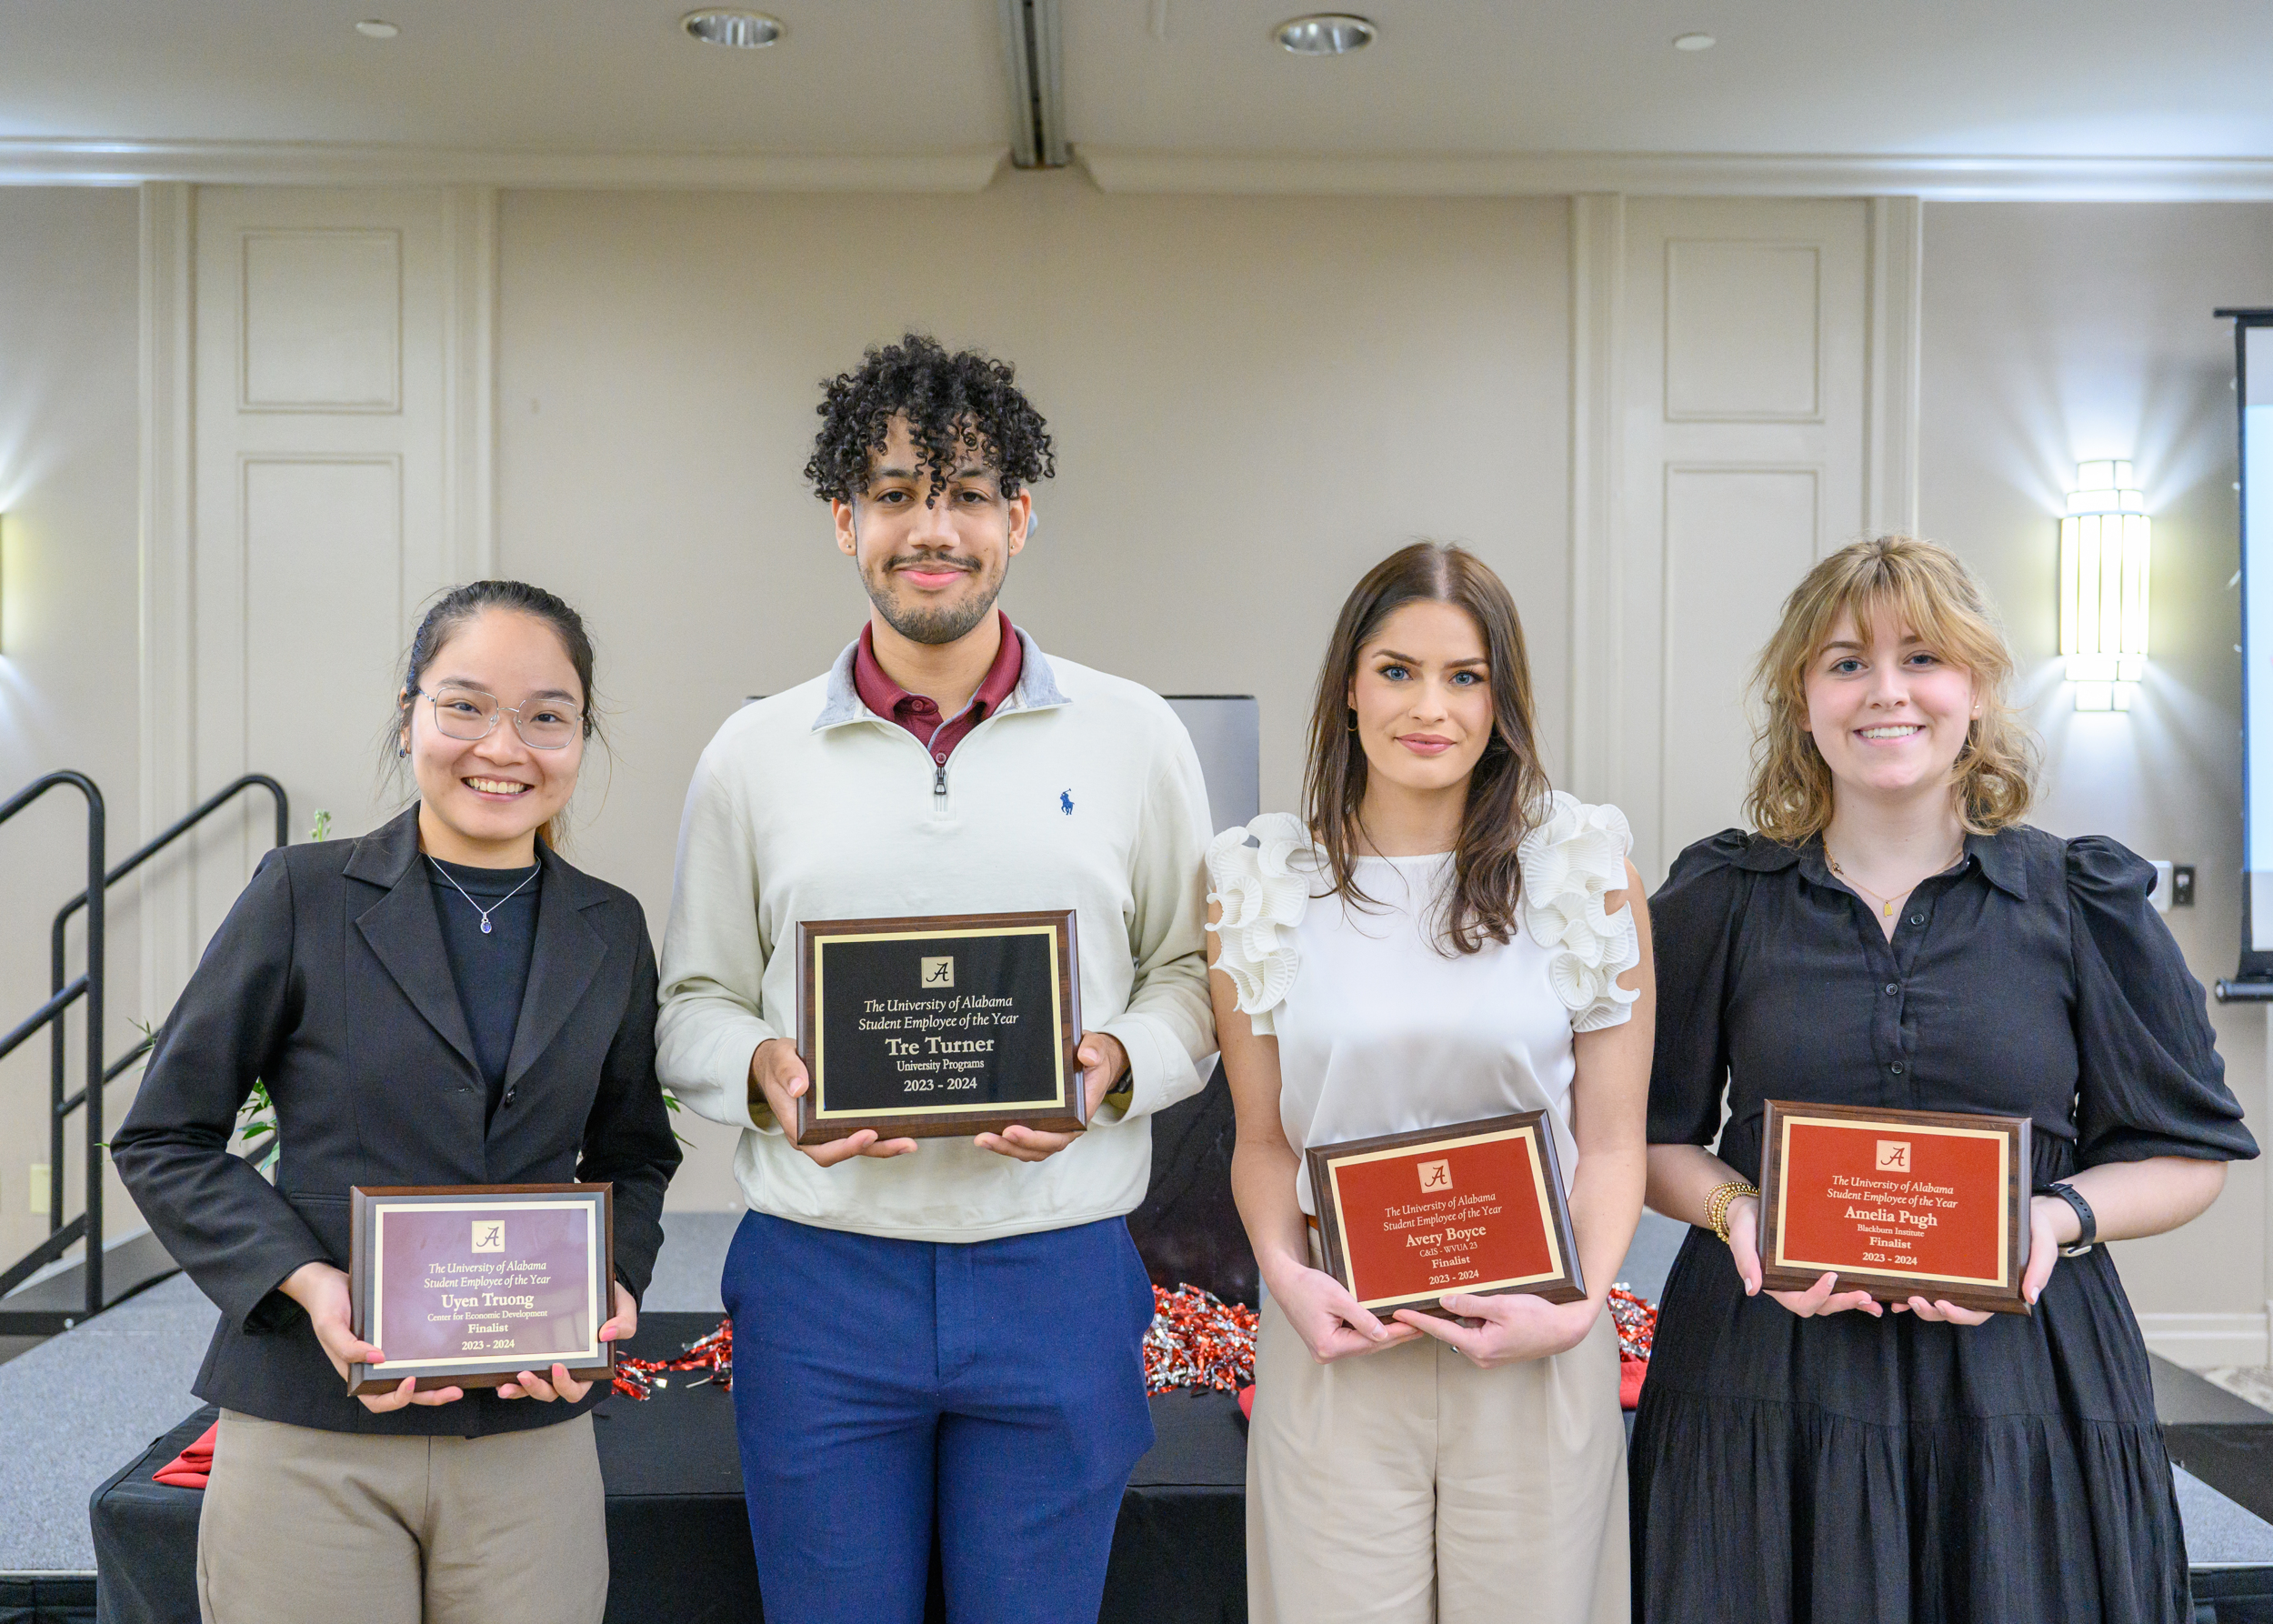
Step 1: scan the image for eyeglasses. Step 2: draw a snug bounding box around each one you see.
[413,685,584,750]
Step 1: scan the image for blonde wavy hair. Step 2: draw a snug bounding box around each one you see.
[1746,535,2037,844]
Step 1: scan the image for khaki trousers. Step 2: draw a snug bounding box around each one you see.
[196,1410,607,1624]
[1246,1294,1629,1624]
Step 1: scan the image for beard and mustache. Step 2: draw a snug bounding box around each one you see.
[861,550,1006,647]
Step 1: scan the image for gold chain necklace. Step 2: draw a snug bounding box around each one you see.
[1824,839,1966,918]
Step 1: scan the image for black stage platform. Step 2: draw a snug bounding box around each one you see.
[85,1322,2273,1624]
[88,1312,1248,1624]
[2155,1358,2273,1622]
[60,1083,2273,1622]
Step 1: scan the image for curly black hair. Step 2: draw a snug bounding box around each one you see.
[803,333,1056,505]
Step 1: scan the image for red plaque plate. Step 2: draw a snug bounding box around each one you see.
[1305,1111,1586,1318]
[346,1183,615,1394]
[1757,1100,2032,1315]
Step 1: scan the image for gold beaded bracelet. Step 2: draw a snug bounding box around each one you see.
[1704,1180,1760,1244]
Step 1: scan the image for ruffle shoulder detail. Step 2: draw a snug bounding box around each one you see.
[1519,793,1643,1033]
[1205,812,1313,1038]
[2063,832,2157,904]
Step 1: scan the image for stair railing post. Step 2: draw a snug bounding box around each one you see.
[47,908,66,1237]
[81,785,104,1323]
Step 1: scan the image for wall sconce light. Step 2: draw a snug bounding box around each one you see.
[2059,459,2149,711]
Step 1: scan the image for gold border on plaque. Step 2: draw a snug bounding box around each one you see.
[367,1198,606,1372]
[1768,1113,2014,1288]
[808,922,1068,1119]
[1324,1124,1567,1309]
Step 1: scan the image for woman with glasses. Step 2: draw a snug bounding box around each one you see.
[113,579,681,1624]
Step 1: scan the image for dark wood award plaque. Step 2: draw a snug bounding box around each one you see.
[793,909,1085,1144]
[1305,1111,1586,1319]
[1757,1100,2032,1315]
[346,1183,615,1395]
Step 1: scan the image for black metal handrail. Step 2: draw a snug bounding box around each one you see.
[57,776,290,1114]
[0,771,288,1324]
[0,773,103,1307]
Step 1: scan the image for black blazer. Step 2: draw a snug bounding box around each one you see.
[111,807,681,1436]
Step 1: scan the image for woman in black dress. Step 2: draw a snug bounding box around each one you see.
[1629,536,2255,1623]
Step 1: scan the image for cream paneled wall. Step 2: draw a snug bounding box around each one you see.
[155,185,493,993]
[0,180,2265,1339]
[1611,198,1874,878]
[1920,201,2273,1359]
[494,175,1574,951]
[0,190,142,1278]
[494,175,1573,1206]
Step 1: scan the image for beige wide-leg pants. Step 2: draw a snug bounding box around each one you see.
[1247,1294,1628,1624]
[196,1409,607,1624]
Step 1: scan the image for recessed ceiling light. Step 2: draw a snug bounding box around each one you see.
[1276,15,1376,55]
[682,9,782,47]
[354,19,399,38]
[1673,32,1717,51]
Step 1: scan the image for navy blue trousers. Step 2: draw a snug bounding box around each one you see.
[723,1209,1157,1624]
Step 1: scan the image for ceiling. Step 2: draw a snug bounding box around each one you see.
[0,1,2268,188]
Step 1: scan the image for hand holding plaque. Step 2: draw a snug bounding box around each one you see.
[346,1183,616,1395]
[1304,1111,1586,1321]
[793,910,1086,1144]
[1756,1100,2032,1316]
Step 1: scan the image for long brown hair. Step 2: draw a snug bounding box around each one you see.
[1304,542,1551,955]
[1746,535,2036,843]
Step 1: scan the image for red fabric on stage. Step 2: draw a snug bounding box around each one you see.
[151,1423,215,1489]
[1608,1285,1658,1411]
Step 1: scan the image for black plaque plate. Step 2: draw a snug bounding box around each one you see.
[793,909,1085,1143]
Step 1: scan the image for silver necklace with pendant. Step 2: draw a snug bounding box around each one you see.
[427,855,538,935]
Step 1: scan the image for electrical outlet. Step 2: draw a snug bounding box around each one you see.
[27,1163,48,1215]
[2173,866,2197,907]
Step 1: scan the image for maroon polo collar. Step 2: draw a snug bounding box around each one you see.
[852,609,1025,765]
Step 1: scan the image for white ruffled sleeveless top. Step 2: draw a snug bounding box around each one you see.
[1207,793,1641,1216]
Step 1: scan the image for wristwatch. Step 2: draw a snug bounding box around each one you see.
[2044,1181,2097,1257]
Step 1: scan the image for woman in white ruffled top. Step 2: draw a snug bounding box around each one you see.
[1207,543,1655,1624]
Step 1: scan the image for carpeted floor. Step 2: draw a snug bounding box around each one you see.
[2206,1367,2273,1416]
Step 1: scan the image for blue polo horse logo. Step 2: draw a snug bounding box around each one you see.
[1059,789,1075,816]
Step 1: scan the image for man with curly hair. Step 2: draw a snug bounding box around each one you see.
[657,334,1217,1624]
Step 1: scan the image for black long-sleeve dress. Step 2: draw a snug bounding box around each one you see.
[1628,825,2256,1624]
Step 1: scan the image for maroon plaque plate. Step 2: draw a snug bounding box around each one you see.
[1305,1111,1586,1319]
[346,1183,614,1394]
[793,910,1084,1144]
[1757,1100,2031,1315]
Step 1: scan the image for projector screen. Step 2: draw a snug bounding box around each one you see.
[2238,315,2273,981]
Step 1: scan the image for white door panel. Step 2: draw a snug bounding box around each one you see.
[1659,465,1822,857]
[1612,198,1870,880]
[177,186,488,963]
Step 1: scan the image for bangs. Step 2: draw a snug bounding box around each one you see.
[1747,534,2035,843]
[1801,555,2010,690]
